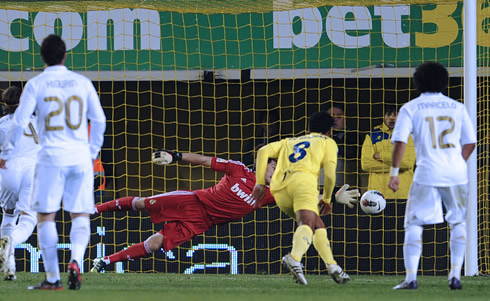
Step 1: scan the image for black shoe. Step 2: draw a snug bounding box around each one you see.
[28,279,63,290]
[67,260,82,290]
[393,280,418,290]
[449,277,462,290]
[91,257,108,273]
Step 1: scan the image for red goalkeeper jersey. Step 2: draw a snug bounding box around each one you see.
[195,157,275,224]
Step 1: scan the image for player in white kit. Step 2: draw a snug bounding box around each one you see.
[388,62,476,290]
[0,86,41,281]
[0,35,106,290]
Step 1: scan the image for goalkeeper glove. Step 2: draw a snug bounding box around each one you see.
[335,184,360,208]
[152,149,182,165]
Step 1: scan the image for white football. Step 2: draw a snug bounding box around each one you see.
[360,190,386,214]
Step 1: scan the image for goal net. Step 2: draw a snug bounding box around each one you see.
[0,0,488,276]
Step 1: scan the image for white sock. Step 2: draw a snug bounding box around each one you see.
[1,210,18,237]
[404,224,423,282]
[449,222,466,280]
[7,251,16,272]
[38,221,60,283]
[10,213,37,247]
[69,216,90,263]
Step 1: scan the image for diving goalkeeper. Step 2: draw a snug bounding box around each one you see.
[91,150,359,282]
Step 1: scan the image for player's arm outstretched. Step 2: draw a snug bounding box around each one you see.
[152,149,212,167]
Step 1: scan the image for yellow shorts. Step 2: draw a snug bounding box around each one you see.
[271,172,320,218]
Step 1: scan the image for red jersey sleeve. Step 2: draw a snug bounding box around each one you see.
[211,157,251,175]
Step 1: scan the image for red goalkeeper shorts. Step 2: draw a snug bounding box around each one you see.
[144,191,213,251]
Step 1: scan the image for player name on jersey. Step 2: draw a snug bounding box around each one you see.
[417,101,457,110]
[46,79,78,89]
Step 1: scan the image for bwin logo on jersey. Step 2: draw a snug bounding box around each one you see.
[230,183,255,206]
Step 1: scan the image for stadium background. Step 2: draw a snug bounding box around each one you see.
[0,0,488,276]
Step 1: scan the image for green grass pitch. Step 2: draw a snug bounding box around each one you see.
[0,273,488,301]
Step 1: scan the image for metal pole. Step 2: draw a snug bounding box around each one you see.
[464,0,479,276]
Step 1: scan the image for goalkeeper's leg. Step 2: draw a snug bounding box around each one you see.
[92,233,162,272]
[109,233,161,262]
[94,197,142,213]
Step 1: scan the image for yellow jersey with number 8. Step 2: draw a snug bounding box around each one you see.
[255,132,338,203]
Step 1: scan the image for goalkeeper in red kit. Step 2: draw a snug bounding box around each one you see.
[91,150,359,277]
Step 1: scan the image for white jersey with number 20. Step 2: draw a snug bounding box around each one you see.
[6,65,106,166]
[391,92,476,186]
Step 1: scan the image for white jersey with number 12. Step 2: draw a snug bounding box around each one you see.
[391,92,476,186]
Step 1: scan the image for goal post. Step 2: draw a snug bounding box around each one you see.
[464,0,478,276]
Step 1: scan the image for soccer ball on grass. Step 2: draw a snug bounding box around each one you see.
[360,190,386,214]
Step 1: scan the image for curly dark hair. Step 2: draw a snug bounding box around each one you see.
[309,111,334,135]
[40,34,66,66]
[1,86,21,115]
[413,62,449,93]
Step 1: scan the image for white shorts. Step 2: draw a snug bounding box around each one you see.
[0,188,16,211]
[405,182,467,227]
[0,157,36,214]
[31,163,95,214]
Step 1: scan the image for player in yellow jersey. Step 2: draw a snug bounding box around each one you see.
[252,111,358,285]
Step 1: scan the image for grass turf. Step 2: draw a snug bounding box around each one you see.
[0,272,488,301]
